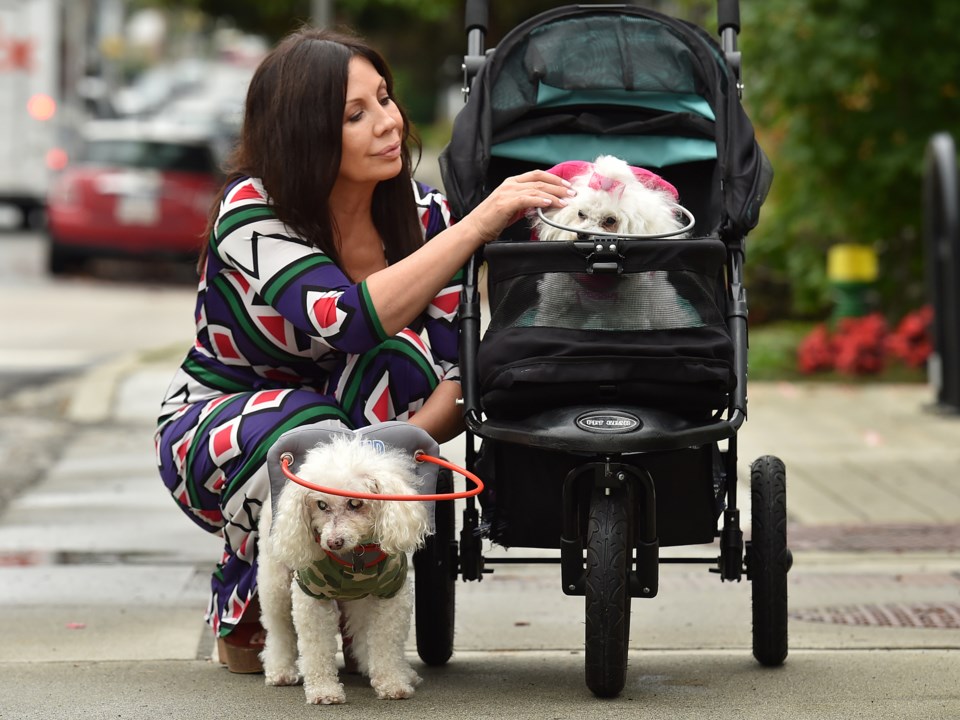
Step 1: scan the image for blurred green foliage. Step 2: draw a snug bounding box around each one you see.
[739,0,960,321]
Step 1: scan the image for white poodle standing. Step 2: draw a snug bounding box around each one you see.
[530,155,702,331]
[258,436,431,704]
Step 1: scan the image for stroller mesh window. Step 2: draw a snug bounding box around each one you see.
[487,269,719,333]
[477,237,735,419]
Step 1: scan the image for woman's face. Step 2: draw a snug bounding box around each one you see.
[338,57,404,187]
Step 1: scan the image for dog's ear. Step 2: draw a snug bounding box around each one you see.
[371,467,431,555]
[269,482,323,569]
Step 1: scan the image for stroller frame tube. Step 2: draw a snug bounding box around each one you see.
[462,0,488,97]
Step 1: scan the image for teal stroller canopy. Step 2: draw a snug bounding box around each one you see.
[440,4,773,242]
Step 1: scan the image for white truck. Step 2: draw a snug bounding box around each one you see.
[0,0,60,229]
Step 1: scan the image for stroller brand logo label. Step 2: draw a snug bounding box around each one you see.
[575,411,642,433]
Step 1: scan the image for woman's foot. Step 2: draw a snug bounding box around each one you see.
[218,623,267,673]
[218,597,266,674]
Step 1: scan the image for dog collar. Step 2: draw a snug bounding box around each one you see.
[314,533,387,572]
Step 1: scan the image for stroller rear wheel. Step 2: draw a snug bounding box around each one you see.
[584,485,632,697]
[413,466,457,666]
[748,455,789,666]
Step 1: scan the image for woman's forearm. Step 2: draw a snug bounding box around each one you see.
[364,222,480,337]
[366,170,575,336]
[408,379,465,445]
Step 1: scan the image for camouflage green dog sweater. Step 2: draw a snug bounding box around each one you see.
[295,544,407,601]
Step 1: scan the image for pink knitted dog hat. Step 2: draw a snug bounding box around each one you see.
[544,160,679,201]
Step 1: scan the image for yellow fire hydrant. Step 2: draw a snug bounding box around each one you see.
[826,244,878,319]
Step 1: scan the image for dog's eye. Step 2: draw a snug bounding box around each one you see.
[577,211,587,220]
[316,500,328,511]
[347,499,364,511]
[602,216,617,228]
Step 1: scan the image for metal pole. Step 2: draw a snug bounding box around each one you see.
[923,132,960,413]
[311,0,332,28]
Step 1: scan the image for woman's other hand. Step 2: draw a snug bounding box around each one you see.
[463,170,575,244]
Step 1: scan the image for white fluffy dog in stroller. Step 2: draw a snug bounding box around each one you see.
[258,435,431,704]
[530,154,701,330]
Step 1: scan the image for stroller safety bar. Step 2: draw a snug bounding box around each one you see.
[534,204,696,240]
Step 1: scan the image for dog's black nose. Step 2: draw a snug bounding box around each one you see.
[327,538,344,550]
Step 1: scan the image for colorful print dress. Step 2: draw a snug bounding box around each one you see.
[154,176,458,637]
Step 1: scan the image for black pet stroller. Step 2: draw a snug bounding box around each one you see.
[412,0,790,698]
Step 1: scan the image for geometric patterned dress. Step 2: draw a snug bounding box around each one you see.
[154,176,459,638]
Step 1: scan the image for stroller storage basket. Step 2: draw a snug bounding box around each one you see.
[478,235,734,420]
[475,440,722,549]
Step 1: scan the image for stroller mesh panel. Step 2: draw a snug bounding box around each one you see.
[487,269,719,333]
[477,237,735,419]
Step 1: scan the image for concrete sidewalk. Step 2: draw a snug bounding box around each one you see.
[0,357,958,719]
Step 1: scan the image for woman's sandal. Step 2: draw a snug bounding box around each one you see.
[217,622,267,674]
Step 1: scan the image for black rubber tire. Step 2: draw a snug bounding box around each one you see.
[413,467,456,666]
[749,455,789,666]
[584,486,632,698]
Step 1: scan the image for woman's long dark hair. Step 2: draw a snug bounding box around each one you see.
[200,26,423,272]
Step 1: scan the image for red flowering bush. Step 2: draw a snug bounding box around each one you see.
[796,324,834,373]
[796,306,933,376]
[833,313,888,374]
[886,306,935,369]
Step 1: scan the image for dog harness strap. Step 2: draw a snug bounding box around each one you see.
[295,551,407,601]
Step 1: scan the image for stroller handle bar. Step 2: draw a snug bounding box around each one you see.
[718,0,740,34]
[464,0,488,33]
[463,1,741,38]
[535,205,696,240]
[718,0,743,93]
[462,0,489,95]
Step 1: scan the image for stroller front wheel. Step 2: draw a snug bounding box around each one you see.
[748,455,789,667]
[584,486,632,697]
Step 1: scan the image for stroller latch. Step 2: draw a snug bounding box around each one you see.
[577,239,624,274]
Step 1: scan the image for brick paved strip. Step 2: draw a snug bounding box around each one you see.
[787,522,960,552]
[791,602,960,629]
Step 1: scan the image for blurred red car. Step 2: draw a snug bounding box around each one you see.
[46,120,222,274]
